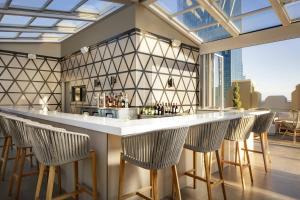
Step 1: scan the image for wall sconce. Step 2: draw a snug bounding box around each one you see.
[80,46,89,54]
[167,77,174,88]
[171,39,181,47]
[28,53,36,60]
[110,76,117,87]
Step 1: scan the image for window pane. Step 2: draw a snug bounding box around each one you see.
[284,0,300,21]
[0,0,6,7]
[47,0,81,11]
[19,32,41,38]
[175,7,216,29]
[196,24,230,42]
[0,31,18,38]
[232,9,281,33]
[155,0,198,14]
[76,0,123,14]
[0,15,32,26]
[10,0,48,10]
[30,17,59,27]
[42,33,68,38]
[213,0,271,17]
[57,20,87,28]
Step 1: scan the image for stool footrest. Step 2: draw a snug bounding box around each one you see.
[120,186,152,200]
[53,188,85,200]
[242,148,263,154]
[185,172,220,185]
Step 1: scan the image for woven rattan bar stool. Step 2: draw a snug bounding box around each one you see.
[245,112,276,172]
[4,115,44,199]
[184,120,230,200]
[118,127,189,200]
[221,115,255,190]
[26,122,98,200]
[0,112,15,181]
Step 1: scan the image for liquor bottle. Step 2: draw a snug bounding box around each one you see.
[175,103,178,114]
[171,103,175,114]
[124,93,129,108]
[161,103,165,115]
[157,103,161,115]
[164,103,168,114]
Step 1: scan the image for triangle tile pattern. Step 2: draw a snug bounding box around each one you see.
[0,51,61,111]
[61,29,199,111]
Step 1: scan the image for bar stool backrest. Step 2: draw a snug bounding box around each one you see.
[4,115,32,148]
[121,127,189,170]
[225,115,255,141]
[0,112,12,137]
[252,112,276,134]
[26,123,90,166]
[185,120,230,153]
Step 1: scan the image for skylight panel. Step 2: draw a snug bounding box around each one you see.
[42,33,68,38]
[155,0,198,14]
[76,0,123,14]
[0,31,18,38]
[0,15,32,26]
[0,0,6,8]
[19,32,41,38]
[30,17,59,27]
[175,8,216,29]
[196,24,230,42]
[46,0,81,12]
[283,0,300,22]
[10,0,48,10]
[56,20,87,28]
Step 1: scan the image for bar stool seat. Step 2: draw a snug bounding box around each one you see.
[221,115,255,190]
[26,122,98,200]
[184,120,230,200]
[118,127,189,200]
[246,112,276,172]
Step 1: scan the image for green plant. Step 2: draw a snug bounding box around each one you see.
[232,82,242,109]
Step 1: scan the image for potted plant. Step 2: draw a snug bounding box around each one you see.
[232,82,243,110]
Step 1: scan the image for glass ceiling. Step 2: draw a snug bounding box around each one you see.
[150,0,300,43]
[0,0,124,42]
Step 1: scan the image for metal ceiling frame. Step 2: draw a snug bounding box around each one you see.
[268,0,291,26]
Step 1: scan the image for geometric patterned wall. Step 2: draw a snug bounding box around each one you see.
[61,28,199,112]
[0,50,61,111]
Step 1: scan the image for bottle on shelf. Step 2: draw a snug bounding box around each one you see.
[175,103,178,114]
[161,102,165,115]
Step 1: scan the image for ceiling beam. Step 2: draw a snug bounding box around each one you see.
[0,8,98,21]
[196,0,240,37]
[0,26,76,34]
[141,0,157,6]
[171,5,202,17]
[0,39,60,43]
[268,0,291,26]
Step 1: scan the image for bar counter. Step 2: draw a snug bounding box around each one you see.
[0,106,269,199]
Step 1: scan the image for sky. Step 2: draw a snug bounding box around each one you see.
[242,37,300,101]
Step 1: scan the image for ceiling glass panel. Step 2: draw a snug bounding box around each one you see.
[213,0,271,17]
[19,32,41,38]
[0,0,6,8]
[76,0,123,14]
[30,17,59,27]
[232,9,281,33]
[10,0,48,10]
[0,15,32,26]
[47,0,81,12]
[175,7,216,29]
[0,31,18,38]
[196,24,230,42]
[284,0,300,21]
[42,33,68,38]
[57,20,87,28]
[155,0,198,14]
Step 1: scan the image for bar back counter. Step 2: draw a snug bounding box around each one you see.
[0,106,269,199]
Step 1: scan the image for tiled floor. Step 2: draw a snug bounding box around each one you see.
[1,141,300,200]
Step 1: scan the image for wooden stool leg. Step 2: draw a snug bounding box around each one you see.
[118,156,125,200]
[236,142,245,190]
[56,166,62,194]
[0,136,8,178]
[244,140,253,184]
[90,151,97,200]
[265,133,272,163]
[215,150,227,200]
[221,142,225,169]
[152,170,158,200]
[1,136,11,181]
[150,170,153,198]
[193,151,197,189]
[29,147,33,168]
[234,142,238,167]
[46,166,56,200]
[73,160,79,200]
[204,152,212,200]
[15,148,26,200]
[35,163,46,200]
[8,147,21,196]
[260,133,268,173]
[172,165,181,200]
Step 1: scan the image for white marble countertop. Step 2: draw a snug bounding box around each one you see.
[0,106,269,136]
